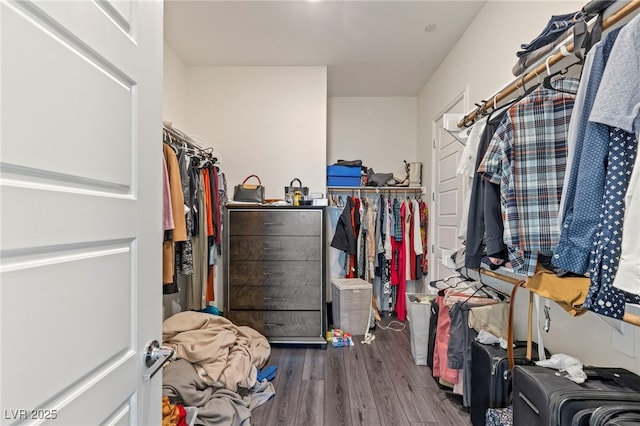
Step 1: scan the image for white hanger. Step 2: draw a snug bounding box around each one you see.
[533,69,541,85]
[493,92,501,111]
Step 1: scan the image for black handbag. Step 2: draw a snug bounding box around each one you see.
[233,175,265,203]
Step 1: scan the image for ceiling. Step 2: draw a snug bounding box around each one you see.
[163,0,487,97]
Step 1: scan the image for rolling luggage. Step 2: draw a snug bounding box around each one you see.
[470,341,549,426]
[512,365,640,426]
[589,403,640,425]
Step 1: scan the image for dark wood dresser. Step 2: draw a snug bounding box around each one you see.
[224,205,327,345]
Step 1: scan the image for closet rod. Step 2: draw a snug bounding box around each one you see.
[163,125,202,151]
[163,125,216,161]
[473,268,640,327]
[327,186,423,192]
[457,0,640,128]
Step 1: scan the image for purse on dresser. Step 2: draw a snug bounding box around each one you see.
[233,174,265,203]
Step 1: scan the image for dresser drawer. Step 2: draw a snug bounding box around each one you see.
[228,261,320,287]
[227,310,322,337]
[229,285,321,310]
[229,236,320,261]
[228,210,321,236]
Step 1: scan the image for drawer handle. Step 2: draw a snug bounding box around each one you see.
[265,323,285,327]
[264,297,286,301]
[263,272,283,276]
[263,247,282,250]
[264,222,285,225]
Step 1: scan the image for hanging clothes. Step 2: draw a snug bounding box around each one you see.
[396,201,409,321]
[554,27,623,274]
[582,127,640,318]
[162,124,225,306]
[477,76,579,276]
[411,198,423,280]
[589,14,640,297]
[419,199,429,275]
[163,144,188,291]
[330,196,360,278]
[457,117,488,242]
[465,110,509,270]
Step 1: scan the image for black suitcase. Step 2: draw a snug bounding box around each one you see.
[513,365,640,426]
[589,403,640,425]
[470,340,549,426]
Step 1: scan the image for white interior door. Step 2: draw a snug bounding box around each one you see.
[430,94,466,281]
[1,1,162,424]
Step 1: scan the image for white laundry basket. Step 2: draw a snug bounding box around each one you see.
[331,278,372,335]
[406,293,435,365]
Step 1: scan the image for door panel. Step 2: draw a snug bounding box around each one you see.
[439,189,459,216]
[1,1,162,424]
[2,2,134,187]
[431,95,466,281]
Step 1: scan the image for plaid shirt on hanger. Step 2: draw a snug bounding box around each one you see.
[478,77,580,276]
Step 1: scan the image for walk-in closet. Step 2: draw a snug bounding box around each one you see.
[2,1,640,425]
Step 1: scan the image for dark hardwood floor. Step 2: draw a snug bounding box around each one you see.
[251,320,472,426]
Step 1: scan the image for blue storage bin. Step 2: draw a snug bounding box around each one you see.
[327,176,361,186]
[326,165,361,177]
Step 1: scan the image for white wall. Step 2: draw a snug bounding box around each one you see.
[162,42,189,130]
[418,0,640,373]
[187,66,327,201]
[328,97,417,175]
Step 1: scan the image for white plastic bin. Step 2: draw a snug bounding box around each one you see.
[331,278,372,335]
[406,293,435,365]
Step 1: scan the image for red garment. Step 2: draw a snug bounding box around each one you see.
[202,169,214,237]
[396,202,408,321]
[206,265,214,302]
[176,404,187,426]
[432,296,459,384]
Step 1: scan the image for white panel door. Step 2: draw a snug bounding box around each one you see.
[431,95,466,281]
[1,1,162,424]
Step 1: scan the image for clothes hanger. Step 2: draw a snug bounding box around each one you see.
[486,81,535,123]
[542,46,582,94]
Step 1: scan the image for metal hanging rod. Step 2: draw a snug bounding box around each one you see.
[458,0,640,129]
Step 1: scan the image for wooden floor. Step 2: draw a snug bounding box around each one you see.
[251,320,472,426]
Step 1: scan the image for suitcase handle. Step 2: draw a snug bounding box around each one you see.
[518,391,540,415]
